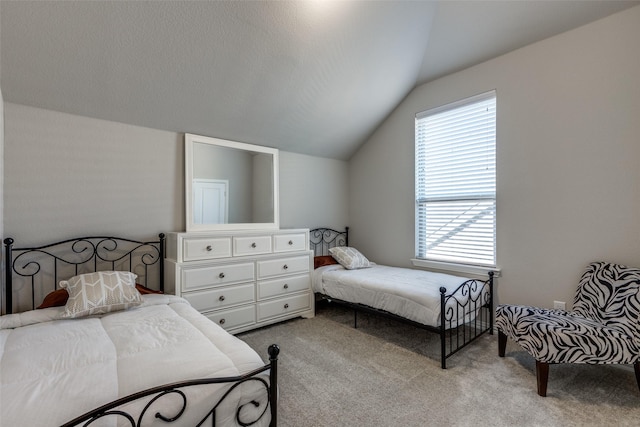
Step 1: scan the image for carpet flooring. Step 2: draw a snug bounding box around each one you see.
[238,302,640,427]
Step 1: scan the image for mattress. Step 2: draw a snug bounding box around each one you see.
[312,264,486,328]
[0,294,269,427]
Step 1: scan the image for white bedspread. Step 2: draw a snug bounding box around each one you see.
[312,264,487,328]
[0,295,270,427]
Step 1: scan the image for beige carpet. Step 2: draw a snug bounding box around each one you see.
[238,302,640,427]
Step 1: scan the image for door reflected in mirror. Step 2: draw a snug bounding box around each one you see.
[192,178,228,224]
[185,134,279,231]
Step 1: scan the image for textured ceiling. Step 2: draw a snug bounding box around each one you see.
[1,1,638,160]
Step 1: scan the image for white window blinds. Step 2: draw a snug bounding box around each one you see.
[415,91,496,266]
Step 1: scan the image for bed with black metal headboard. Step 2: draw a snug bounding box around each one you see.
[310,227,349,257]
[309,227,493,369]
[1,233,279,427]
[4,234,166,314]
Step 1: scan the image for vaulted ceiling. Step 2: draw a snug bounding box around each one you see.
[1,1,637,160]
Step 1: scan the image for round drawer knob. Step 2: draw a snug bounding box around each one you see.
[251,242,257,248]
[206,245,212,251]
[283,264,288,270]
[288,240,293,245]
[284,304,289,309]
[219,318,226,325]
[283,284,289,289]
[219,295,225,301]
[219,272,225,279]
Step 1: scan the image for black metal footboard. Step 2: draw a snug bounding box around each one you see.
[60,344,280,427]
[316,272,494,369]
[439,271,494,368]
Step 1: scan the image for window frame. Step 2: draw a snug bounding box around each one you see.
[413,91,499,276]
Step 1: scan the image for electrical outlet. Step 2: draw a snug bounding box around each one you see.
[554,301,566,310]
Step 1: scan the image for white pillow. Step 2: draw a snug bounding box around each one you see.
[329,246,371,270]
[59,271,142,318]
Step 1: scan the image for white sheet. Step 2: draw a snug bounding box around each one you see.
[0,295,270,427]
[312,264,487,328]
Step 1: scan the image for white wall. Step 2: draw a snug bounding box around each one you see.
[1,89,4,311]
[4,104,183,244]
[279,151,349,231]
[349,6,640,309]
[3,103,349,246]
[1,0,4,308]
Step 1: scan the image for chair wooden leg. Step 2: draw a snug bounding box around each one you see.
[536,361,549,397]
[498,330,507,357]
[634,362,640,393]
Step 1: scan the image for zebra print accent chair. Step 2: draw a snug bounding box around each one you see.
[496,261,640,397]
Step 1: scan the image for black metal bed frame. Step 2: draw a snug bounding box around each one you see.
[59,344,280,427]
[310,227,494,369]
[3,234,279,427]
[4,234,166,314]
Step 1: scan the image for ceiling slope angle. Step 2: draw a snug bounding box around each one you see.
[417,0,639,85]
[1,1,638,160]
[0,0,436,160]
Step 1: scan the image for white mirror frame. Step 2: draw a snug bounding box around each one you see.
[185,133,280,232]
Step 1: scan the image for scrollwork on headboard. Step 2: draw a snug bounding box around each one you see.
[309,227,349,256]
[3,234,165,314]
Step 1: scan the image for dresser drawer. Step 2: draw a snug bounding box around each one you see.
[273,233,307,253]
[258,275,310,299]
[183,237,232,261]
[258,255,310,279]
[258,293,310,321]
[233,235,272,256]
[182,283,255,312]
[182,262,254,291]
[202,305,256,331]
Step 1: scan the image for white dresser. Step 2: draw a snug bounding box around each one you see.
[165,228,314,334]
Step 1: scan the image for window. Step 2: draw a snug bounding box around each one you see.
[415,91,496,267]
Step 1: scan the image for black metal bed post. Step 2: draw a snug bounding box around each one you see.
[439,286,447,369]
[158,233,165,293]
[488,271,495,335]
[4,238,14,315]
[344,226,349,246]
[268,344,280,427]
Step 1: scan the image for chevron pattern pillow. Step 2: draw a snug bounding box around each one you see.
[329,246,371,270]
[60,271,143,318]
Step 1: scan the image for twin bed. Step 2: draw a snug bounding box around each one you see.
[310,227,494,369]
[1,234,278,427]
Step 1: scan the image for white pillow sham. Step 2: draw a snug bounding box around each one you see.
[59,271,142,318]
[329,246,371,270]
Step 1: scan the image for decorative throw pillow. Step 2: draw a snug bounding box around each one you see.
[329,246,371,270]
[60,271,143,318]
[37,283,162,309]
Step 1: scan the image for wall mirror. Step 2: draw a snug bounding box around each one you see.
[185,133,279,231]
